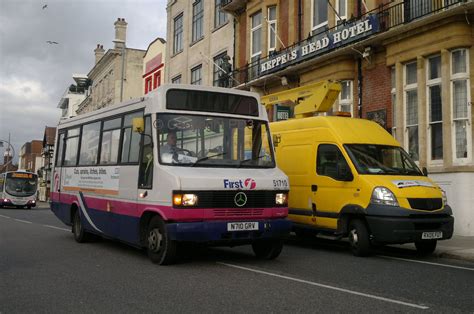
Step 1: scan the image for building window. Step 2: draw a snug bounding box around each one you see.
[153,71,161,89]
[335,0,347,25]
[451,48,471,163]
[391,67,397,137]
[250,11,262,78]
[404,61,419,161]
[339,80,353,115]
[213,52,230,87]
[214,0,228,28]
[145,76,152,94]
[191,65,202,85]
[172,75,181,84]
[267,6,277,53]
[312,0,328,33]
[426,55,443,162]
[192,0,204,43]
[173,13,183,54]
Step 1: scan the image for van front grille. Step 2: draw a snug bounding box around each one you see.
[408,198,442,211]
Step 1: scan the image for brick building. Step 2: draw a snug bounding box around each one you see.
[224,0,474,235]
[18,140,43,173]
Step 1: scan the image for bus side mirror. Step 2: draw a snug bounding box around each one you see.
[273,134,281,147]
[132,117,144,133]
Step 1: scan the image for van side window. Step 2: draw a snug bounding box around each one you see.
[316,144,350,180]
[138,116,153,189]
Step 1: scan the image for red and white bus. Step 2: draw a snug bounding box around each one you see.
[0,171,38,209]
[51,84,291,264]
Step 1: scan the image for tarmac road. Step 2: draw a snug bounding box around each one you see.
[1,203,473,313]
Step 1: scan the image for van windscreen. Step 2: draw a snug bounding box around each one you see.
[344,144,422,176]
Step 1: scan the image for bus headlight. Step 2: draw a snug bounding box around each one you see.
[441,189,448,206]
[173,193,198,206]
[275,193,288,206]
[371,187,399,207]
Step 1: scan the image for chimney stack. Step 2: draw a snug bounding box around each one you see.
[94,44,105,64]
[114,18,127,49]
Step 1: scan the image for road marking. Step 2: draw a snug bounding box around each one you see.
[378,255,474,271]
[0,214,11,219]
[219,262,429,310]
[43,225,70,232]
[14,219,32,224]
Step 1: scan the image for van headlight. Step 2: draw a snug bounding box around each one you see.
[441,189,447,206]
[275,193,288,206]
[371,187,399,207]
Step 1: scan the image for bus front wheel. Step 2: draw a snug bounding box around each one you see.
[252,239,283,259]
[147,216,177,265]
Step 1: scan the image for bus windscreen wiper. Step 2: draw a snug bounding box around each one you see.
[192,152,227,167]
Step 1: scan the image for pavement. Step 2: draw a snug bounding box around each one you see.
[36,201,474,263]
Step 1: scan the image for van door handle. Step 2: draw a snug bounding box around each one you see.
[311,185,318,192]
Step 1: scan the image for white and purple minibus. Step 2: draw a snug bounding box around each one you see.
[51,85,291,264]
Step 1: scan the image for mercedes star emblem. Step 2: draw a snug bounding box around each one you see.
[234,192,247,207]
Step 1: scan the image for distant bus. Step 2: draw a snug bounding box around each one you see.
[0,171,38,209]
[51,84,291,265]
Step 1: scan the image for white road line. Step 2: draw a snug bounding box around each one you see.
[0,214,11,219]
[378,255,474,271]
[14,219,32,224]
[43,225,70,232]
[218,262,429,310]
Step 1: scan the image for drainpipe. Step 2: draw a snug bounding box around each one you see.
[358,58,363,118]
[298,0,303,42]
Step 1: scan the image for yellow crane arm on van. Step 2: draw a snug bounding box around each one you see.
[260,80,341,118]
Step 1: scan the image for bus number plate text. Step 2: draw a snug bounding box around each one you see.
[227,222,259,232]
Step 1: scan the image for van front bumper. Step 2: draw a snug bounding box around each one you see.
[166,218,292,244]
[365,205,454,244]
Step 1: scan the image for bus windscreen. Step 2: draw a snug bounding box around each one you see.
[166,89,259,116]
[5,173,38,197]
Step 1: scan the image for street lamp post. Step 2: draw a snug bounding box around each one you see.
[0,138,15,172]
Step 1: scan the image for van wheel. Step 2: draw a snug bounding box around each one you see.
[252,239,284,259]
[348,219,371,257]
[72,210,91,243]
[147,216,177,265]
[415,240,437,255]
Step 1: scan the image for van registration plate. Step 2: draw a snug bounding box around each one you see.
[227,222,259,231]
[421,231,443,240]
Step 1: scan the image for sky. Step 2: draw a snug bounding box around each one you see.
[0,0,167,163]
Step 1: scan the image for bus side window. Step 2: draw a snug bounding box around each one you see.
[55,133,65,167]
[64,128,80,166]
[138,116,153,189]
[100,117,122,164]
[121,112,142,163]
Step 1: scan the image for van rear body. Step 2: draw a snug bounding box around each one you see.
[271,116,454,256]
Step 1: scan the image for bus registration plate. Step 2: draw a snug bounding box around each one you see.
[227,222,259,231]
[421,231,443,240]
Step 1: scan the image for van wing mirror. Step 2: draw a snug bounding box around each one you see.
[337,163,353,181]
[422,167,428,176]
[273,134,281,147]
[132,117,144,133]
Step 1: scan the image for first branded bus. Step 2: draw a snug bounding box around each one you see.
[0,171,38,209]
[51,84,291,264]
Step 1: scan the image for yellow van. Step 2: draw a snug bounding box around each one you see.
[271,116,454,256]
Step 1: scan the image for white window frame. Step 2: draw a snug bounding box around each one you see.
[267,6,277,53]
[335,0,347,25]
[404,61,419,162]
[250,11,262,59]
[191,65,202,85]
[311,0,328,33]
[391,66,397,138]
[426,55,443,165]
[450,48,472,164]
[338,80,353,115]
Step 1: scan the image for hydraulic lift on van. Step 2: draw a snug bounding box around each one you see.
[260,80,341,119]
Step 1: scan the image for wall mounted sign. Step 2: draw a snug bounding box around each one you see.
[260,14,380,76]
[366,109,387,129]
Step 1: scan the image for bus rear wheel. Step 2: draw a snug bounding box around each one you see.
[252,239,284,260]
[147,216,177,265]
[72,210,91,243]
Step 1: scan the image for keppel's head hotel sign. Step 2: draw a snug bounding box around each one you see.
[260,15,380,75]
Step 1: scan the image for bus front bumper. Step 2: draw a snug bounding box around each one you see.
[166,218,292,244]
